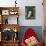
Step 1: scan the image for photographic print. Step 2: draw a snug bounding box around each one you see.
[25,6,35,19]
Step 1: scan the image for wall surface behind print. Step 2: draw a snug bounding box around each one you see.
[0,0,44,26]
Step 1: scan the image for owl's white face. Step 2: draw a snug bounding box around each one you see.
[28,11,32,15]
[25,36,38,46]
[27,11,32,18]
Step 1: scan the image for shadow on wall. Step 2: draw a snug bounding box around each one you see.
[18,26,44,44]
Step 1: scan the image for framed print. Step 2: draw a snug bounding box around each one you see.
[25,6,35,19]
[2,10,9,15]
